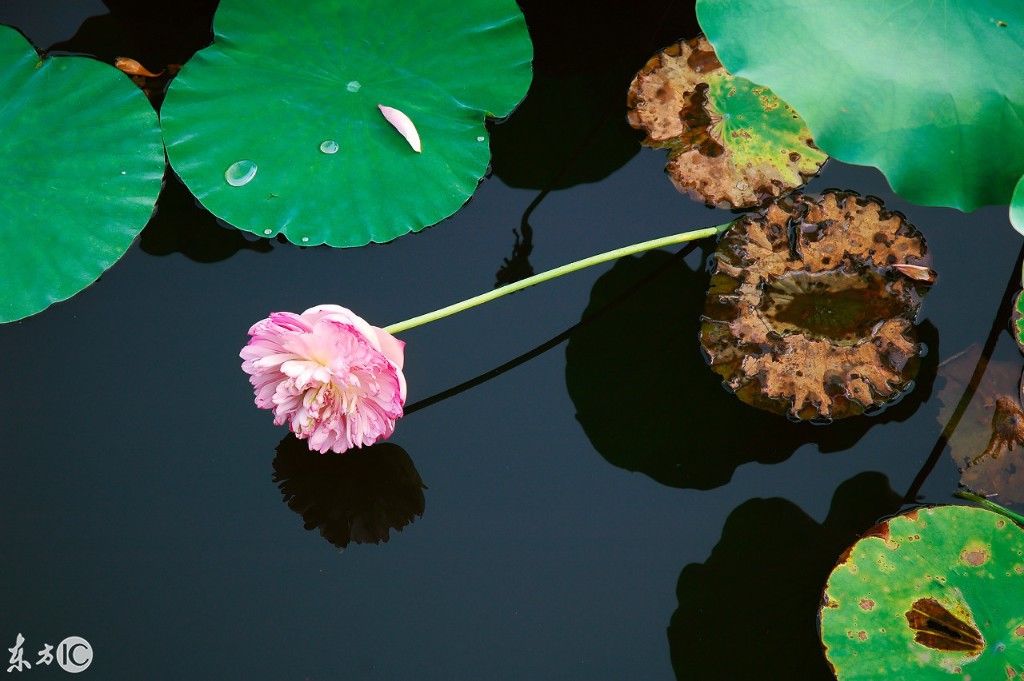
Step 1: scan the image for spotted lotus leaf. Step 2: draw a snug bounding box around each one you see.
[626,36,826,208]
[161,0,533,247]
[820,506,1024,679]
[0,26,164,323]
[697,0,1024,217]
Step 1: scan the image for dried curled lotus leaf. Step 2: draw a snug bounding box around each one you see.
[820,506,1024,679]
[626,36,826,208]
[700,191,933,420]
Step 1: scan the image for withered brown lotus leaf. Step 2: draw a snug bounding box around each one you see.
[701,190,934,420]
[626,36,827,208]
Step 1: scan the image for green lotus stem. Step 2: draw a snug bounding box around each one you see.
[384,221,733,334]
[955,491,1024,527]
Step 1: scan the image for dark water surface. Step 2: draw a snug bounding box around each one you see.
[1,2,1020,679]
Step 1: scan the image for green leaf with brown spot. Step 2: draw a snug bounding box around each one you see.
[627,36,826,209]
[820,506,1024,680]
[1014,290,1024,354]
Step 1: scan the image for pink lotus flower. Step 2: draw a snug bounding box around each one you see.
[240,305,406,453]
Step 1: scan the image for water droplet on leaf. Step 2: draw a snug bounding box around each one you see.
[225,159,257,187]
[346,80,361,92]
[319,140,339,154]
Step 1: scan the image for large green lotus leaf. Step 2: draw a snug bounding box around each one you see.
[0,26,164,323]
[820,506,1024,679]
[696,1,1024,212]
[161,0,533,247]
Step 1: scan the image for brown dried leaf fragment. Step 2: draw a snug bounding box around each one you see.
[893,263,937,283]
[937,345,1024,507]
[114,57,164,78]
[627,36,827,208]
[701,191,934,420]
[114,57,181,103]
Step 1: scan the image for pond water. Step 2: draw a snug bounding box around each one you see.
[1,2,1021,679]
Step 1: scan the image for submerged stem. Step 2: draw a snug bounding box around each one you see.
[903,243,1024,504]
[385,222,731,334]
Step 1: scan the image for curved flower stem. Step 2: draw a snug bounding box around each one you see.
[384,222,732,334]
[955,491,1024,527]
[405,240,702,415]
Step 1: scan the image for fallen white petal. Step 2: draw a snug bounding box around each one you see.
[378,104,422,153]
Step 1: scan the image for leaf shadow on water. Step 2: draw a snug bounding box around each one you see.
[44,3,268,264]
[488,0,699,191]
[140,171,273,263]
[564,250,939,490]
[272,435,426,550]
[668,472,903,680]
[489,1,699,286]
[48,0,216,69]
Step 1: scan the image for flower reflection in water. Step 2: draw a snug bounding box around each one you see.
[272,435,425,549]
